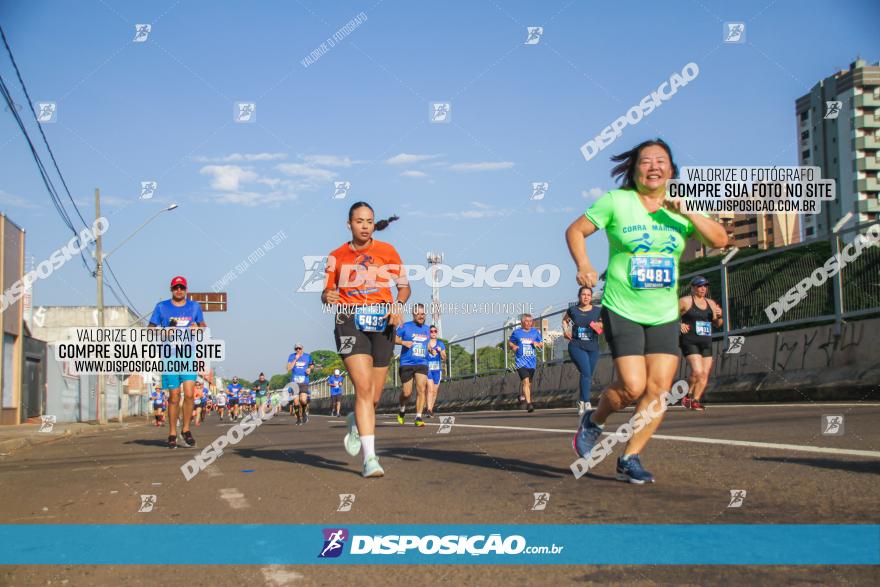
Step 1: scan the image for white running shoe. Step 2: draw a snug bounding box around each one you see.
[343,412,361,457]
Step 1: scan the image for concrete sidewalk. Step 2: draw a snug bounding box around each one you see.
[0,420,143,455]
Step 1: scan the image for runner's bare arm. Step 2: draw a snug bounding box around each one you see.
[709,299,724,327]
[686,213,728,248]
[679,296,691,315]
[565,215,600,288]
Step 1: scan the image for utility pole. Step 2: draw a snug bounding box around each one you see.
[95,188,106,425]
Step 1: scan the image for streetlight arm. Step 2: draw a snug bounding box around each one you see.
[103,205,178,260]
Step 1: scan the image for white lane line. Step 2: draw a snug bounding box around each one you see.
[219,488,249,509]
[431,403,880,415]
[260,565,303,585]
[387,421,880,459]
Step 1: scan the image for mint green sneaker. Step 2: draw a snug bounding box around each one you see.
[362,456,385,478]
[343,412,361,457]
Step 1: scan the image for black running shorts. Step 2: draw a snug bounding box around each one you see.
[516,367,536,381]
[399,364,428,383]
[680,341,713,357]
[601,306,680,359]
[334,312,395,367]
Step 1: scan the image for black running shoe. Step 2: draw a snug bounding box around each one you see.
[527,403,535,413]
[180,431,196,448]
[167,435,177,449]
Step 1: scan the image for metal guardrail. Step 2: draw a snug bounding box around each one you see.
[426,220,880,383]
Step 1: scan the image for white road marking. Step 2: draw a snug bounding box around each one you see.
[260,565,303,585]
[219,488,249,509]
[427,403,880,415]
[392,421,880,459]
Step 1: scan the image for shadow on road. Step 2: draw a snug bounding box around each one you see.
[754,456,880,475]
[125,439,169,448]
[232,447,355,475]
[379,445,571,478]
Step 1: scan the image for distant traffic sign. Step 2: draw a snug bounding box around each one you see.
[188,291,227,312]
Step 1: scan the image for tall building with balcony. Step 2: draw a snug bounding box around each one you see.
[796,59,880,238]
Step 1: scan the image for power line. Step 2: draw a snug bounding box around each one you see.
[0,25,140,317]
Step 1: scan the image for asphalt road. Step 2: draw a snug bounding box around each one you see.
[1,402,878,586]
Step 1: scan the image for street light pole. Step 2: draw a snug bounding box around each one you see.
[95,188,106,424]
[93,196,178,425]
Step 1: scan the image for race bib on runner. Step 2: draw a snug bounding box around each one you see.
[293,375,306,383]
[629,255,675,289]
[428,359,441,371]
[412,343,426,358]
[695,320,712,336]
[576,326,591,341]
[355,306,387,332]
[522,343,535,357]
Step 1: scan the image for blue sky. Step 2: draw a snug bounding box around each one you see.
[1,0,877,377]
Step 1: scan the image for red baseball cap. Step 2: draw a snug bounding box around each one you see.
[170,276,188,288]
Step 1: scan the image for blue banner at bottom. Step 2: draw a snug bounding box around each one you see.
[1,525,877,565]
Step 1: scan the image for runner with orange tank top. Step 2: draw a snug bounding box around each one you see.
[323,202,407,478]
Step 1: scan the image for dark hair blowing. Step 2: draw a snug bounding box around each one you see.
[610,138,678,190]
[348,201,400,232]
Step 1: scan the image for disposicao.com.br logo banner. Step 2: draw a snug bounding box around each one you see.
[1,525,877,565]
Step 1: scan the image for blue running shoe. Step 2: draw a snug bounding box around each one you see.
[616,454,655,484]
[572,409,604,458]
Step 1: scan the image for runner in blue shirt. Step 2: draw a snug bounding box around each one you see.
[150,387,166,426]
[226,377,243,422]
[508,313,544,413]
[395,303,431,427]
[426,325,446,418]
[287,343,314,424]
[328,369,345,417]
[148,275,206,449]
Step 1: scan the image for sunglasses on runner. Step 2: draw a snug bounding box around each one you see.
[171,284,187,291]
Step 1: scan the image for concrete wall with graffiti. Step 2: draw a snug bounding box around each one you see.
[315,318,879,412]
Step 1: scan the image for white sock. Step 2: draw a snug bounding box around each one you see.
[361,435,376,463]
[416,412,422,419]
[399,405,406,413]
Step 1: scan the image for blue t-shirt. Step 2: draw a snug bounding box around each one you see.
[288,352,313,383]
[328,375,343,389]
[396,322,431,366]
[427,340,446,372]
[150,390,164,406]
[226,383,242,398]
[148,299,205,328]
[509,327,542,369]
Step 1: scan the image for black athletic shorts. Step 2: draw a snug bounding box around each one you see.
[227,398,238,406]
[399,364,428,383]
[680,340,713,357]
[517,367,536,381]
[601,306,680,359]
[334,312,395,367]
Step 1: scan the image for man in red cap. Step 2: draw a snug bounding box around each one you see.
[148,276,207,449]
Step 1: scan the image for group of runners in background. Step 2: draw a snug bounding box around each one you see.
[148,137,729,484]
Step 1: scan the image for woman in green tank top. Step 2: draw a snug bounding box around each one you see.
[565,139,728,484]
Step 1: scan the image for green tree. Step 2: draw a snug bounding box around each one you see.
[309,349,343,379]
[268,373,289,390]
[448,343,473,377]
